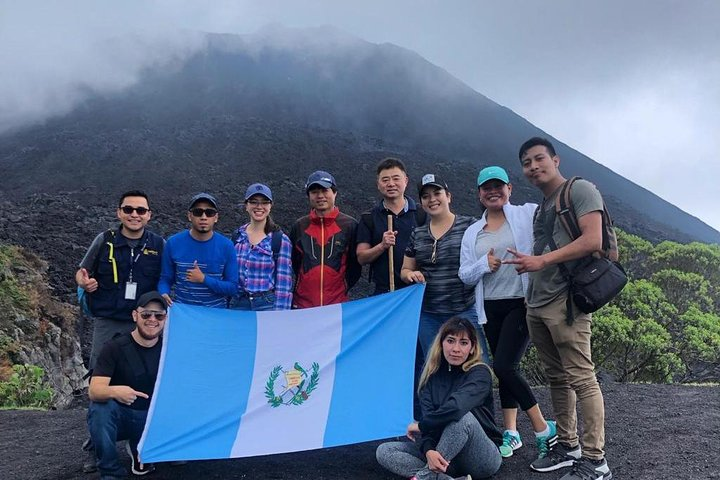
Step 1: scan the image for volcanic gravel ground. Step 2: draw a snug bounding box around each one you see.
[1,383,718,480]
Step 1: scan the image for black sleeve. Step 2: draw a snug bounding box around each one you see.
[417,385,438,454]
[345,219,362,289]
[418,365,493,433]
[289,221,302,276]
[405,227,418,258]
[356,214,372,245]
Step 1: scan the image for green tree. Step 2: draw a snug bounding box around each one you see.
[650,269,713,314]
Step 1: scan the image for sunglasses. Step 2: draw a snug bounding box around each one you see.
[120,206,150,215]
[139,311,167,321]
[190,208,218,217]
[430,238,439,264]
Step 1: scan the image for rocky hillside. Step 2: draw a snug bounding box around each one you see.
[0,244,85,408]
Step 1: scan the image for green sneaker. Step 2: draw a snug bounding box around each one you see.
[535,419,558,458]
[499,430,523,458]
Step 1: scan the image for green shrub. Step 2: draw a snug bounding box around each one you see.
[0,364,54,409]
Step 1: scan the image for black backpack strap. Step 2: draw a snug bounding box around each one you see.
[271,230,284,289]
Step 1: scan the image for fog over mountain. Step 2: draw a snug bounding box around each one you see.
[1,26,718,298]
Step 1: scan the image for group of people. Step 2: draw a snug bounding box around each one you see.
[77,136,612,480]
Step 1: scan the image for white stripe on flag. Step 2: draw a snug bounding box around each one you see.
[230,305,342,457]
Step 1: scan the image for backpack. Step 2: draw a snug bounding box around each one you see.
[554,177,619,262]
[77,229,116,316]
[542,177,627,322]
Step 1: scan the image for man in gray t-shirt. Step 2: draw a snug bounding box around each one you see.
[505,137,612,480]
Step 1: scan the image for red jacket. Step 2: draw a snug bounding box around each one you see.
[289,208,361,308]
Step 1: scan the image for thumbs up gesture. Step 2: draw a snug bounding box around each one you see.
[77,268,99,292]
[487,248,501,273]
[186,260,205,283]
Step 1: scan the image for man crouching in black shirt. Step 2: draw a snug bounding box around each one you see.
[87,291,167,479]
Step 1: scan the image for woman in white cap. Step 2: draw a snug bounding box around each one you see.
[400,174,488,363]
[459,166,554,459]
[232,183,293,310]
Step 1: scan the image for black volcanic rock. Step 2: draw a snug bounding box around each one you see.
[0,26,718,303]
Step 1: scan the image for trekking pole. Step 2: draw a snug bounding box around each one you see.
[388,215,395,292]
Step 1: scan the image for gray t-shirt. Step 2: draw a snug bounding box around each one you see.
[475,220,524,300]
[527,179,604,307]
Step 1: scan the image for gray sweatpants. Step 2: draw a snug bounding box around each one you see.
[376,413,501,480]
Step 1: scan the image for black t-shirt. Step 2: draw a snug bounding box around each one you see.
[93,332,162,410]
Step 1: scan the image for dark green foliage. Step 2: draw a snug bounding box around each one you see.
[0,364,54,409]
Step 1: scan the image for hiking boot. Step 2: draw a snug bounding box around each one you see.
[499,430,523,458]
[559,457,612,480]
[530,440,581,472]
[82,438,98,473]
[125,442,155,476]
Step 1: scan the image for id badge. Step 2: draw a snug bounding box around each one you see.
[124,282,138,300]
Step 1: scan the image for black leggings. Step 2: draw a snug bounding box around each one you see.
[483,298,537,411]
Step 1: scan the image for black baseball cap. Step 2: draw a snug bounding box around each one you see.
[136,291,168,310]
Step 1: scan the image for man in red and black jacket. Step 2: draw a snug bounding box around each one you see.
[290,170,361,308]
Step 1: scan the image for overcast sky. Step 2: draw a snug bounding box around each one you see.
[2,0,719,232]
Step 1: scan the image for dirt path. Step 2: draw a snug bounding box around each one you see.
[1,383,718,480]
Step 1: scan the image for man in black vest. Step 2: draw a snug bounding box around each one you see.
[75,190,164,472]
[87,291,167,479]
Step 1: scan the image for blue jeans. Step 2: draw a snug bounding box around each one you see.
[87,400,148,477]
[229,291,276,311]
[418,307,491,365]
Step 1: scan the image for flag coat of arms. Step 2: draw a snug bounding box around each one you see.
[138,284,424,461]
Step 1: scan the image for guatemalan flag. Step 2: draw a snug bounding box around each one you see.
[138,284,424,462]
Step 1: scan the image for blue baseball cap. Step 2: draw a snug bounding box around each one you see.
[189,192,219,210]
[244,183,273,202]
[305,171,337,192]
[477,166,510,187]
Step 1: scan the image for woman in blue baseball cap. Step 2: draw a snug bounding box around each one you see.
[459,166,554,460]
[231,183,293,310]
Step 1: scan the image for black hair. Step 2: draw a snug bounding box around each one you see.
[118,190,149,208]
[518,137,557,161]
[376,157,408,176]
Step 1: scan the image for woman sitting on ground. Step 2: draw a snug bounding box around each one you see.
[376,317,502,480]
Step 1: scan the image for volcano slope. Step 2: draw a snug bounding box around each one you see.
[1,383,718,480]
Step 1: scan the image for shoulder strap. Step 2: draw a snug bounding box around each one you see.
[555,177,582,241]
[271,229,284,288]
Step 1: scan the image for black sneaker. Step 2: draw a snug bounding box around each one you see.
[125,443,155,476]
[559,457,612,480]
[82,438,98,473]
[530,440,581,472]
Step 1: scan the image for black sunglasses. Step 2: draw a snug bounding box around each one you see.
[190,207,218,217]
[120,206,150,215]
[139,311,167,321]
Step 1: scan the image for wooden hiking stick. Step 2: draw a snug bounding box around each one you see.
[388,215,395,292]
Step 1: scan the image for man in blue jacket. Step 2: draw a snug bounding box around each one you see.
[158,193,238,308]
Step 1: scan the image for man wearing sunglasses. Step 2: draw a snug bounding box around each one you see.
[158,193,238,308]
[76,190,165,372]
[87,291,167,478]
[75,190,165,473]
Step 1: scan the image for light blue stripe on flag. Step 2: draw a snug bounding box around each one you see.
[139,304,257,462]
[323,284,423,447]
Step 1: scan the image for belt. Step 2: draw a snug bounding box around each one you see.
[240,290,274,300]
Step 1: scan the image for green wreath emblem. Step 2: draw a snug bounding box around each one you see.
[265,362,320,407]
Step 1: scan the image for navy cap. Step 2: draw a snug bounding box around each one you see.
[244,183,273,202]
[305,171,336,192]
[136,291,168,310]
[417,173,449,195]
[188,192,219,210]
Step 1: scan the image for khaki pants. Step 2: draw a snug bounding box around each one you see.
[527,292,605,460]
